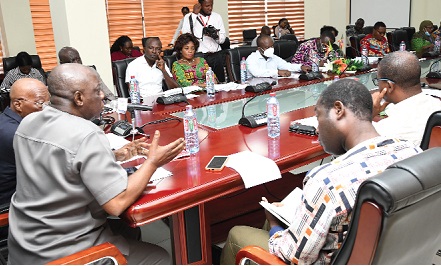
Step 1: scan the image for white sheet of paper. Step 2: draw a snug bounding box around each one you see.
[106,133,130,150]
[214,82,247,92]
[163,86,203,97]
[226,150,281,188]
[117,98,128,113]
[260,187,303,226]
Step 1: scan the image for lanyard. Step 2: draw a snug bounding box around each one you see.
[198,15,210,27]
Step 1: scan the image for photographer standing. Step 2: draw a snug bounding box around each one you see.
[182,0,227,82]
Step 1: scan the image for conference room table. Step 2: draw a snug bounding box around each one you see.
[116,58,437,264]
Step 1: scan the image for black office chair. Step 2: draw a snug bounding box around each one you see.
[0,203,9,265]
[420,110,441,150]
[401,26,416,45]
[273,40,298,62]
[348,34,366,57]
[225,46,257,82]
[111,58,136,98]
[362,26,373,35]
[243,29,257,45]
[279,34,298,43]
[387,29,409,51]
[237,148,441,265]
[2,55,46,80]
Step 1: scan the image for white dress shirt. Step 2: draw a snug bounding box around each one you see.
[125,56,172,97]
[373,92,441,146]
[171,18,185,45]
[181,12,226,53]
[246,50,302,79]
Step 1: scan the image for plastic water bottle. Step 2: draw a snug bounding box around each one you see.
[311,53,319,72]
[268,137,280,159]
[361,46,369,66]
[129,76,140,104]
[399,41,406,51]
[435,36,441,53]
[206,67,215,98]
[183,105,199,154]
[240,57,247,84]
[267,92,280,138]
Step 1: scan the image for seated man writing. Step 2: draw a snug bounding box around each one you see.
[8,64,185,264]
[246,35,310,79]
[220,79,421,265]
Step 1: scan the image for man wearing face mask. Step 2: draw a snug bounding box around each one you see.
[246,35,310,79]
[291,31,335,67]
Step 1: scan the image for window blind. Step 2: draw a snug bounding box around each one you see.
[143,0,195,46]
[267,0,305,40]
[106,0,144,49]
[228,1,266,43]
[30,0,57,71]
[228,0,304,42]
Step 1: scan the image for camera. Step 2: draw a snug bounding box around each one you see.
[203,25,219,40]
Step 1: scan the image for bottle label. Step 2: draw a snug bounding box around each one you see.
[267,104,278,117]
[184,117,198,132]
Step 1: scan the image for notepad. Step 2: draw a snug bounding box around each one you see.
[259,187,303,226]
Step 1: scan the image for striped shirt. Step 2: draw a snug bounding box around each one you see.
[1,67,45,90]
[268,136,421,264]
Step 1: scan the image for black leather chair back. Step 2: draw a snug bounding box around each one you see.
[401,26,416,45]
[3,55,45,79]
[164,54,178,69]
[333,147,441,264]
[420,110,441,150]
[279,34,298,43]
[362,26,373,35]
[243,29,257,45]
[387,29,409,51]
[112,58,135,98]
[225,46,257,82]
[273,40,298,62]
[349,34,366,56]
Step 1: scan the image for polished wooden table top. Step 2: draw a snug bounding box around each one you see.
[120,58,440,227]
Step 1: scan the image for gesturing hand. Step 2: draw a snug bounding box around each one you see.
[156,54,166,72]
[145,130,185,168]
[114,137,148,162]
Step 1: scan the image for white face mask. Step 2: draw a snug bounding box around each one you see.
[262,47,274,58]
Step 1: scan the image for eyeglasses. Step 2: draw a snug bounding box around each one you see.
[17,98,49,108]
[375,29,386,36]
[372,77,395,86]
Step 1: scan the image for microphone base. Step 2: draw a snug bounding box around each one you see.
[427,72,441,79]
[299,72,324,81]
[238,113,267,128]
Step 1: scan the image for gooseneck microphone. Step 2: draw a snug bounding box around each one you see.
[299,54,324,81]
[127,104,153,112]
[238,92,268,128]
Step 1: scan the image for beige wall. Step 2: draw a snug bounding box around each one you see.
[0,0,36,57]
[214,0,229,37]
[50,0,113,91]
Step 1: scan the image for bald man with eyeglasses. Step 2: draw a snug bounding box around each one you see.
[0,78,49,238]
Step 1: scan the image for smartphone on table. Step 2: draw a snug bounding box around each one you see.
[205,156,229,171]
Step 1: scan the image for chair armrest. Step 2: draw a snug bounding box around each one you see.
[0,213,8,227]
[236,246,285,265]
[47,242,127,265]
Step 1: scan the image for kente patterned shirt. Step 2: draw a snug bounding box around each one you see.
[268,136,421,265]
[172,57,211,87]
[359,34,390,56]
[291,38,326,67]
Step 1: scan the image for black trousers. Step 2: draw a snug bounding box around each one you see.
[204,51,226,83]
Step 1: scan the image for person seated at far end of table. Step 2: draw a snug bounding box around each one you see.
[172,33,215,87]
[220,78,421,265]
[125,37,179,99]
[291,30,335,67]
[251,26,273,47]
[274,18,294,39]
[411,20,435,57]
[1,51,46,90]
[359,21,390,57]
[371,51,441,147]
[246,35,310,79]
